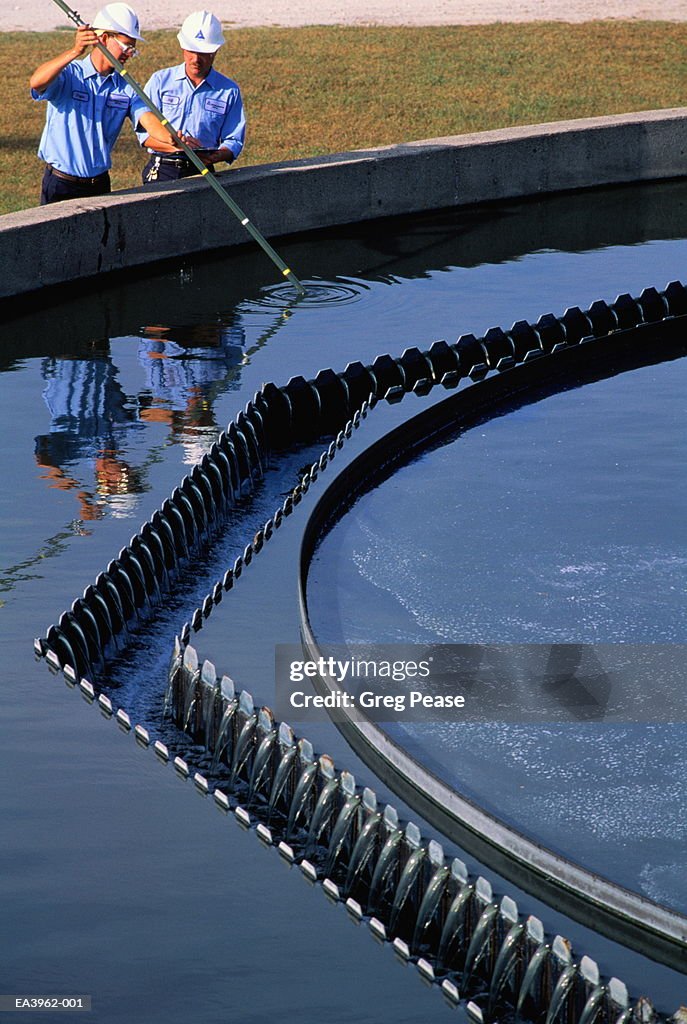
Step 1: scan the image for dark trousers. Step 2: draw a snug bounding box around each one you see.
[40,165,111,205]
[142,155,214,185]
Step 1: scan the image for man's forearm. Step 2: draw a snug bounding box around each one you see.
[138,111,176,149]
[141,135,180,152]
[30,26,96,93]
[30,47,80,94]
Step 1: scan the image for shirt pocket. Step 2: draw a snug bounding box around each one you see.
[161,94,182,115]
[106,93,130,110]
[204,98,227,116]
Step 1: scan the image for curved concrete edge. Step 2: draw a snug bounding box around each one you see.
[296,332,687,971]
[1,106,687,302]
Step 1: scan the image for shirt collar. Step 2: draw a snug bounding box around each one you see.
[81,54,99,79]
[82,53,119,83]
[174,62,218,89]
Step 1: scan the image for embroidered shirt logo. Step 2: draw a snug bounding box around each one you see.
[106,93,129,109]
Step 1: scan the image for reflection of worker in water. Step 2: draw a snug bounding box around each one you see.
[34,322,246,517]
[34,352,146,521]
[36,437,145,521]
[137,321,245,463]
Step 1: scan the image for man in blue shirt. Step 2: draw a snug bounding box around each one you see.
[137,11,246,184]
[30,3,162,204]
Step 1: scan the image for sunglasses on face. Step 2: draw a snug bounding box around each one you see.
[109,36,138,57]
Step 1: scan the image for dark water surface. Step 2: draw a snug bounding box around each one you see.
[3,181,687,1020]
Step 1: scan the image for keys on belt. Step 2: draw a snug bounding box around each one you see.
[148,151,216,171]
[143,154,216,184]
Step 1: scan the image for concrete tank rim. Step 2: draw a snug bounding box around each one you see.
[2,106,687,303]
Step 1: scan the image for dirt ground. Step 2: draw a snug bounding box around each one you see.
[3,0,687,32]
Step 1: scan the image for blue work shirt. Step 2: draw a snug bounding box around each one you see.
[136,64,245,161]
[32,55,147,178]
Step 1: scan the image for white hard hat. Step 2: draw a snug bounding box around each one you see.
[92,2,144,40]
[177,11,225,53]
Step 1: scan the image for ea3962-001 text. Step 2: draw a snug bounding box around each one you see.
[0,996,91,1011]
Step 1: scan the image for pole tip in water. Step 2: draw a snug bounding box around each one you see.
[284,270,306,297]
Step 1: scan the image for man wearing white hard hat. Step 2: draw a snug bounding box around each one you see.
[137,11,245,184]
[30,3,162,204]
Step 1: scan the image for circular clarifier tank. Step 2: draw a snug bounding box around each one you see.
[306,351,687,913]
[6,179,687,1019]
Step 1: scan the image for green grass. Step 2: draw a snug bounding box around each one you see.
[2,23,686,214]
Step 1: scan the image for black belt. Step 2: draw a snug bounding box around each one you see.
[149,154,215,172]
[153,154,194,166]
[47,164,109,185]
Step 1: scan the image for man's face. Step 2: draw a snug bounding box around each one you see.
[101,33,138,67]
[183,49,215,80]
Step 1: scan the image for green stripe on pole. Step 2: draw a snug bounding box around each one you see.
[48,0,306,296]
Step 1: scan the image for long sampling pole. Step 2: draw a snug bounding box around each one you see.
[48,0,306,297]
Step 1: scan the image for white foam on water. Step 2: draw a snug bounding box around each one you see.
[310,357,687,909]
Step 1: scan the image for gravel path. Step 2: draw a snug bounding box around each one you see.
[3,0,687,32]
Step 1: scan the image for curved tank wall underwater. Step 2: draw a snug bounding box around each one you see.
[3,117,687,1023]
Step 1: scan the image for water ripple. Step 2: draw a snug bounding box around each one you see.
[245,277,370,311]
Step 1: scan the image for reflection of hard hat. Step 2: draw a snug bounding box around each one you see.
[182,438,213,466]
[92,2,145,39]
[177,11,225,52]
[108,491,138,519]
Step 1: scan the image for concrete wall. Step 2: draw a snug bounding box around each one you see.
[1,107,686,301]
